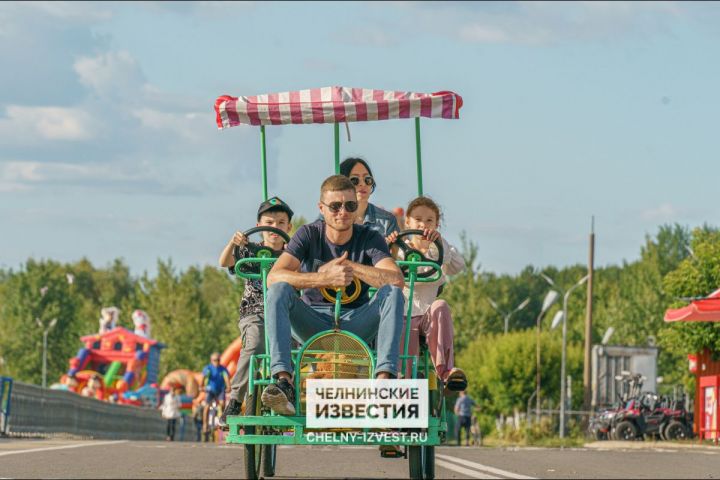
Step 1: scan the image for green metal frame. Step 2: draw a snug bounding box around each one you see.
[261,118,424,200]
[230,255,446,447]
[334,122,340,173]
[396,259,441,375]
[415,117,423,196]
[227,117,441,448]
[260,125,268,201]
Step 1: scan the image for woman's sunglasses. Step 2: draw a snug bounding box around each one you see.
[321,200,359,213]
[349,175,375,187]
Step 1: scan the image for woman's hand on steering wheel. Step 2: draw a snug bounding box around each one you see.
[390,229,445,279]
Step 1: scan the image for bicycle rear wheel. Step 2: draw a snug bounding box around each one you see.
[262,444,276,477]
[423,445,434,479]
[408,445,423,479]
[243,390,263,480]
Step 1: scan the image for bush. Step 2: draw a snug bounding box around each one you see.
[458,329,583,421]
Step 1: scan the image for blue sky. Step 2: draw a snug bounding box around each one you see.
[1,1,719,276]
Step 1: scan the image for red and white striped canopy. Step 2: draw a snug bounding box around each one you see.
[664,288,720,323]
[215,86,462,128]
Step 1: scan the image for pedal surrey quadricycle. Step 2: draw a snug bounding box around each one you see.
[214,86,463,479]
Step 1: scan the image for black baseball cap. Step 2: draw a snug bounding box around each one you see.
[257,196,294,221]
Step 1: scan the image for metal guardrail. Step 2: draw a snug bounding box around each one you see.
[6,381,168,440]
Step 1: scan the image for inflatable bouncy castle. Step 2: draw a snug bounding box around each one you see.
[56,307,247,412]
[56,325,165,407]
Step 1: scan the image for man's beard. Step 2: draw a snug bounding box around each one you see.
[329,219,353,232]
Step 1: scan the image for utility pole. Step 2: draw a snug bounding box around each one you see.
[583,216,595,413]
[536,313,541,421]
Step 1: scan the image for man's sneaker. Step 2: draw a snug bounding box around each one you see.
[261,378,296,415]
[218,398,242,430]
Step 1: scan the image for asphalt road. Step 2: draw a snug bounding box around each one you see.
[1,438,718,479]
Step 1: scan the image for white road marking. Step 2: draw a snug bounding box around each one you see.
[0,440,127,457]
[436,459,501,479]
[436,453,536,479]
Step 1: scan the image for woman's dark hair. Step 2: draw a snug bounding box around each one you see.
[339,157,376,193]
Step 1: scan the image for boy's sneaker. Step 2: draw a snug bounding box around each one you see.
[218,398,242,430]
[261,378,296,415]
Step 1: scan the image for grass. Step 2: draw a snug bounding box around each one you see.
[479,435,585,448]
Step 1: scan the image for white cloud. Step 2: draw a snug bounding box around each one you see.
[25,1,112,21]
[0,105,96,143]
[136,1,256,16]
[73,51,146,99]
[130,108,211,144]
[338,25,398,47]
[0,161,127,185]
[388,1,687,46]
[641,203,680,221]
[0,159,205,195]
[1,44,250,197]
[0,1,112,25]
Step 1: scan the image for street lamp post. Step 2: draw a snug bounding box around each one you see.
[487,297,531,335]
[543,273,589,438]
[36,317,58,389]
[536,289,560,422]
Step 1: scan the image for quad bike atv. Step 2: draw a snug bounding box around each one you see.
[611,392,692,441]
[588,404,620,440]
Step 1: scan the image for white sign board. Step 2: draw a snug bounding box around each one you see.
[306,379,428,428]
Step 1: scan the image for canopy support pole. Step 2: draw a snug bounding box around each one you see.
[415,117,423,196]
[334,122,340,174]
[260,125,268,201]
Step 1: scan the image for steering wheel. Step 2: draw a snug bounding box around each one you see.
[233,226,291,275]
[390,229,444,279]
[320,277,363,305]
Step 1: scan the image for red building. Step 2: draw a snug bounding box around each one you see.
[664,289,720,440]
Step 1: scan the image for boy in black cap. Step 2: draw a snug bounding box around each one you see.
[217,196,294,427]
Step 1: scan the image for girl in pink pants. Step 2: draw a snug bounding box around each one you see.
[392,196,468,392]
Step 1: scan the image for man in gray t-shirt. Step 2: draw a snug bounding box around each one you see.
[454,390,477,446]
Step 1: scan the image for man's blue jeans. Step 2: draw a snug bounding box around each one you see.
[265,282,404,378]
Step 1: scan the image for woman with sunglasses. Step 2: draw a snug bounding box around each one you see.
[339,157,400,241]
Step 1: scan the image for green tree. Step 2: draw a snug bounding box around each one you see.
[661,227,720,383]
[135,259,240,379]
[458,330,582,422]
[0,259,81,384]
[66,257,139,334]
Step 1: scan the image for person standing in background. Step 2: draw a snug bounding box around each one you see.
[454,390,476,446]
[161,387,182,441]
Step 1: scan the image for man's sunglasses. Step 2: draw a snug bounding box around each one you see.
[321,200,359,213]
[349,175,375,187]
